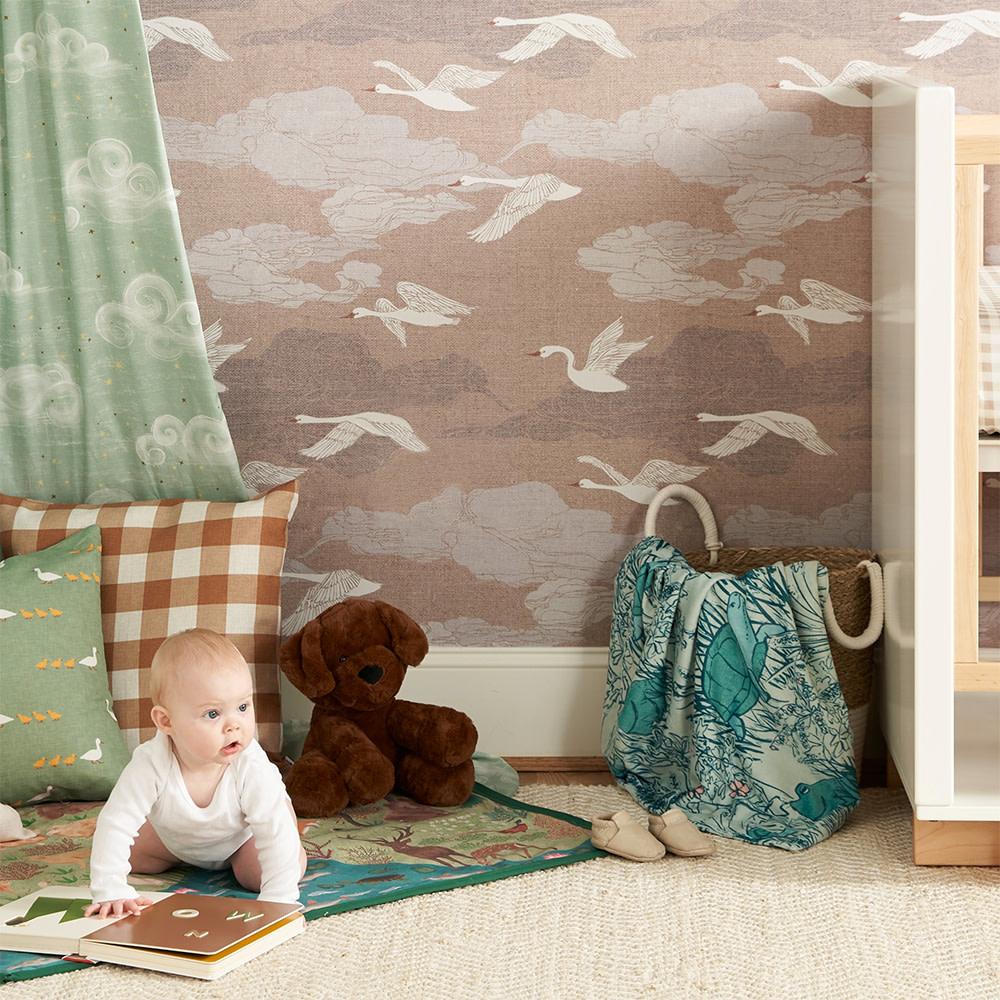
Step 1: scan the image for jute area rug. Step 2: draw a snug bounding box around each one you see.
[2,787,998,1000]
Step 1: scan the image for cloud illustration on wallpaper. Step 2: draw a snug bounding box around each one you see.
[135,414,237,467]
[491,13,634,62]
[424,593,616,645]
[314,482,631,581]
[280,569,382,636]
[771,57,911,107]
[347,282,473,346]
[578,223,784,305]
[368,61,504,112]
[295,413,429,459]
[897,9,1000,59]
[64,139,177,228]
[697,411,836,458]
[531,317,650,392]
[523,577,616,637]
[160,86,492,192]
[502,84,868,188]
[310,482,631,644]
[321,187,472,241]
[723,494,871,548]
[423,618,554,646]
[753,279,871,344]
[95,274,204,359]
[143,16,233,61]
[187,226,382,308]
[722,183,866,241]
[449,174,581,243]
[3,13,115,83]
[575,456,708,505]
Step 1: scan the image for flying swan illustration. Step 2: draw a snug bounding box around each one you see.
[896,9,1000,59]
[576,456,708,505]
[142,16,232,61]
[281,570,382,636]
[449,174,581,243]
[240,460,306,495]
[202,320,247,394]
[754,279,871,344]
[490,13,635,62]
[368,62,504,111]
[296,413,429,458]
[532,317,650,393]
[347,283,473,346]
[697,411,836,457]
[771,57,911,106]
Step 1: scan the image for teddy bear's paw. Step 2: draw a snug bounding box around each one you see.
[422,709,478,767]
[285,751,349,817]
[338,747,395,804]
[396,754,475,807]
[389,702,478,768]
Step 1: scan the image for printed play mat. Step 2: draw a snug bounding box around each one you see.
[0,783,602,983]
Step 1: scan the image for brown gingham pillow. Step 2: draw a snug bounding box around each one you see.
[0,482,298,754]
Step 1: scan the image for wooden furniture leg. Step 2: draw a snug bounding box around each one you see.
[913,818,1000,865]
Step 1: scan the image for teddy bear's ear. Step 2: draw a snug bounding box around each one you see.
[279,618,335,699]
[375,601,429,666]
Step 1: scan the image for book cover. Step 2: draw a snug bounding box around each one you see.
[0,887,304,979]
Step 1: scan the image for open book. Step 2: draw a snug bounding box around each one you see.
[0,887,304,980]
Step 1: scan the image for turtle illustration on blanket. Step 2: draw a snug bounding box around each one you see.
[701,591,784,739]
[618,667,667,735]
[788,769,858,821]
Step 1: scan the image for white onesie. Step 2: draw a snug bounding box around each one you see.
[89,730,302,905]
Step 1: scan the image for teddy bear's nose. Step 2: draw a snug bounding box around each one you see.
[358,665,384,685]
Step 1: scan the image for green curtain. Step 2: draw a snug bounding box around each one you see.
[0,0,246,504]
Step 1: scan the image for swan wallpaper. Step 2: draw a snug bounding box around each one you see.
[137,0,1000,647]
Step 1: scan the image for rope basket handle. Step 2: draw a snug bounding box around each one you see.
[644,484,724,564]
[644,484,884,650]
[823,560,884,650]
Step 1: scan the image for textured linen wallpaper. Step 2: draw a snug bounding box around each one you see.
[141,0,1000,646]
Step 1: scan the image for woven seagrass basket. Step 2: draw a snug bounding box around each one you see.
[647,486,882,775]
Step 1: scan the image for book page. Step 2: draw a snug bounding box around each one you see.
[0,888,173,955]
[82,894,302,956]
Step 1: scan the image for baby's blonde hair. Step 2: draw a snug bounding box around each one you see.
[150,628,249,706]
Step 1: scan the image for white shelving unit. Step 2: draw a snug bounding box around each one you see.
[873,77,1000,862]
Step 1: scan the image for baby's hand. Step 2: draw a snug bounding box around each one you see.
[84,896,153,919]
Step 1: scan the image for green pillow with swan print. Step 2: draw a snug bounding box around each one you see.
[0,525,130,804]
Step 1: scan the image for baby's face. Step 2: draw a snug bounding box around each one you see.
[162,662,256,769]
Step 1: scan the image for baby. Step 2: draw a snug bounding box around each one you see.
[85,628,307,918]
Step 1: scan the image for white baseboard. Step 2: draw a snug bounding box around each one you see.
[280,646,609,757]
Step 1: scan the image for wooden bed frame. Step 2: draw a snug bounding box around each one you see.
[873,78,999,865]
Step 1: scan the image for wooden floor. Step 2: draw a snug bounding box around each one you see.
[518,771,615,785]
[506,757,615,786]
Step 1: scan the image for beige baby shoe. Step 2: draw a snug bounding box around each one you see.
[591,810,666,862]
[647,807,716,857]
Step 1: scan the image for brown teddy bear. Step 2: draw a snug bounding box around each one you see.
[279,598,478,817]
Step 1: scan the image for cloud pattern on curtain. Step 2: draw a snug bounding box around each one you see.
[0,2,245,504]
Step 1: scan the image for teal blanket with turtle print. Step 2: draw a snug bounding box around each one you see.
[601,536,859,850]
